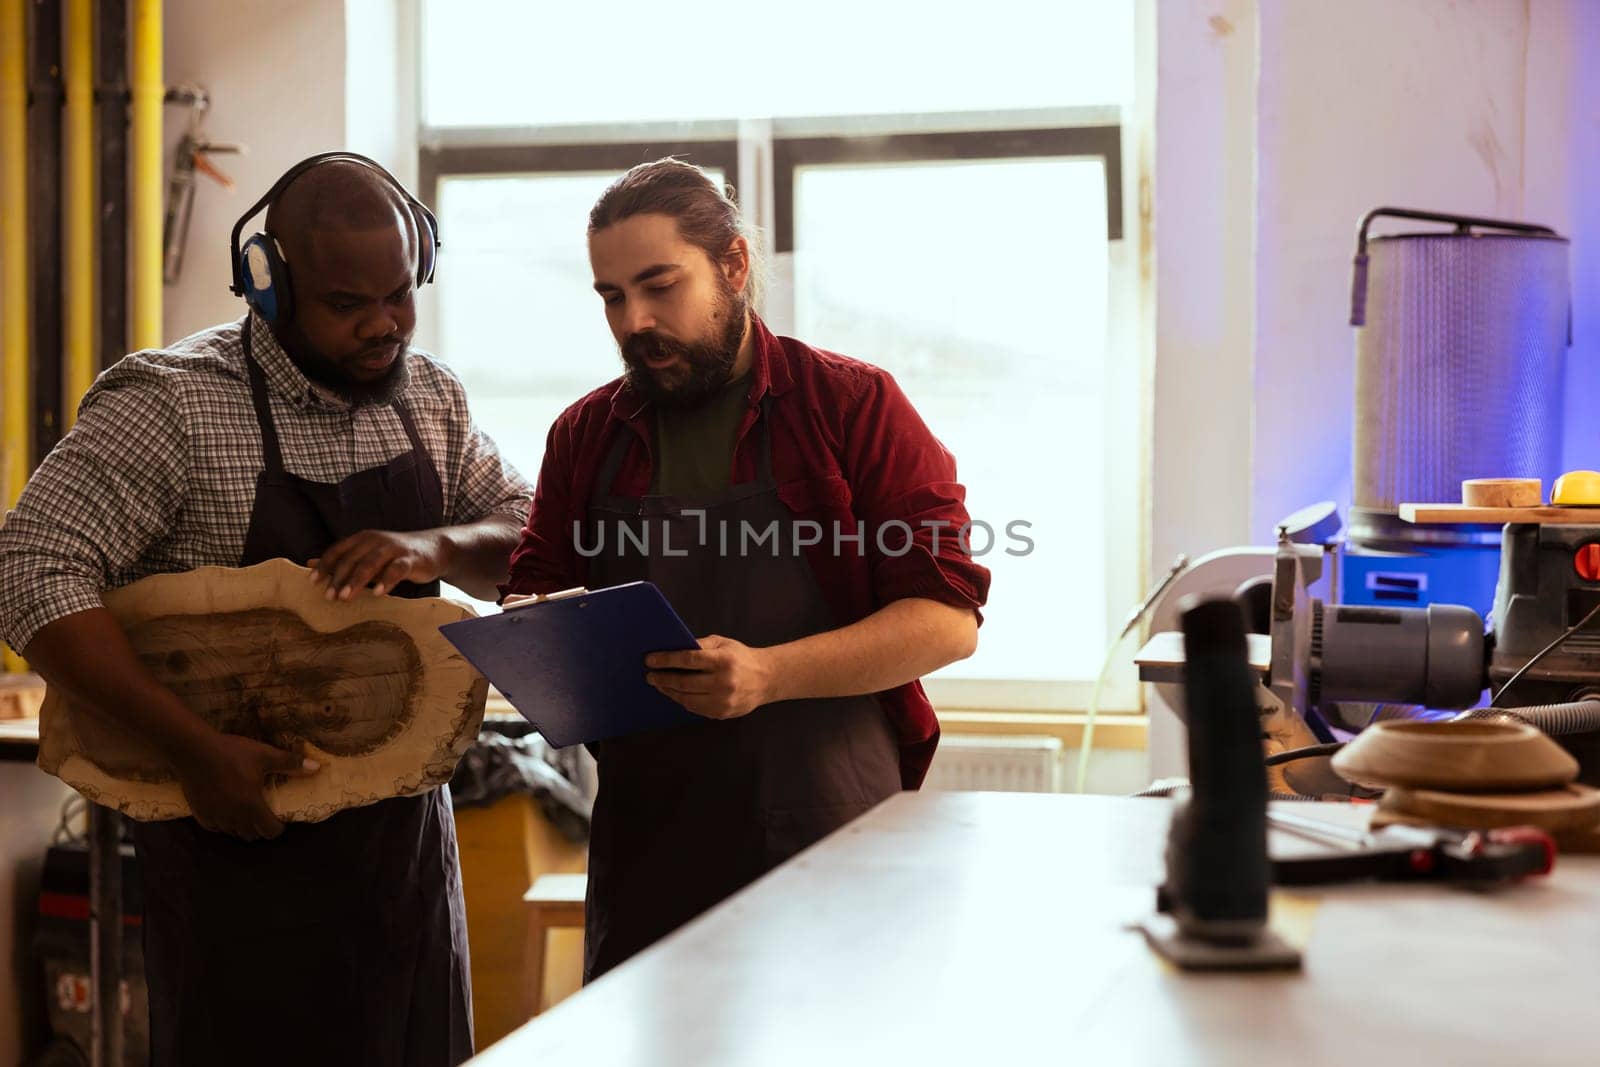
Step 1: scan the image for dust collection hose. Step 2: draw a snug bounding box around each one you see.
[1453,700,1600,736]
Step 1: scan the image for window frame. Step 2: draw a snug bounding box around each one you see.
[418,132,743,222]
[771,124,1123,253]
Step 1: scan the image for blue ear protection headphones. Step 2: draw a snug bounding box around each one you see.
[228,151,440,326]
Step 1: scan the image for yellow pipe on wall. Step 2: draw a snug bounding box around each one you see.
[64,0,96,426]
[130,0,161,349]
[1,0,29,511]
[1,0,27,670]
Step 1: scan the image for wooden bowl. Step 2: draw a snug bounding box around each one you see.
[1331,719,1579,792]
[1380,784,1600,833]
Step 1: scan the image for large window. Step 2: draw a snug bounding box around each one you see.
[419,2,1140,711]
[421,2,1133,129]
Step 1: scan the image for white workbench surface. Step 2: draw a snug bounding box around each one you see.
[471,792,1600,1067]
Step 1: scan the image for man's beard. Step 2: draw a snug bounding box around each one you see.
[279,327,412,407]
[620,286,747,410]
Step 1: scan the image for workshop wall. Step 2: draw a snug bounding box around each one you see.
[160,0,347,342]
[159,0,420,347]
[1147,0,1600,780]
[1148,0,1259,582]
[1538,2,1600,479]
[1154,0,1600,568]
[343,0,416,191]
[1250,0,1600,543]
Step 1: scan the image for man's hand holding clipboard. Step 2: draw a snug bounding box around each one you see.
[643,636,774,721]
[499,588,770,722]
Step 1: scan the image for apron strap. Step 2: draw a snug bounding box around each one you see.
[754,396,775,485]
[245,324,436,486]
[242,326,286,476]
[592,423,636,506]
[392,400,430,462]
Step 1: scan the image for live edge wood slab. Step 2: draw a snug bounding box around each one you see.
[38,558,488,823]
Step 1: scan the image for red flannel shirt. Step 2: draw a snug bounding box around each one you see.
[502,315,990,788]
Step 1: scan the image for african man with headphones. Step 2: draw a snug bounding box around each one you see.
[0,154,532,1066]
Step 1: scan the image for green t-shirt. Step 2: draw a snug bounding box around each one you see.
[650,372,753,496]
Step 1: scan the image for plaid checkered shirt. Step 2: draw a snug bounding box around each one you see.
[0,314,533,653]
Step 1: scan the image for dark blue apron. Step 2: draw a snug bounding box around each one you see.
[129,327,473,1066]
[582,399,902,981]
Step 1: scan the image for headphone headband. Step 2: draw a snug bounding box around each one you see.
[228,151,439,297]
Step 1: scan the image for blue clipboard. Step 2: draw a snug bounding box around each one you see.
[438,582,701,747]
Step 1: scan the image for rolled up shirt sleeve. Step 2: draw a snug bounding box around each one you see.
[841,368,991,620]
[0,362,189,652]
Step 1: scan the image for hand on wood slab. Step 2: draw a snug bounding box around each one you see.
[37,560,488,823]
[176,733,321,840]
[309,528,452,600]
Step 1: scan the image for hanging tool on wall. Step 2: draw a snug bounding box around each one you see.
[162,84,242,284]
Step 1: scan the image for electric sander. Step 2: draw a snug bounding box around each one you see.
[1268,523,1600,785]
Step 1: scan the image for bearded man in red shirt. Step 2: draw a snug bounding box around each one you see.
[504,157,991,981]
